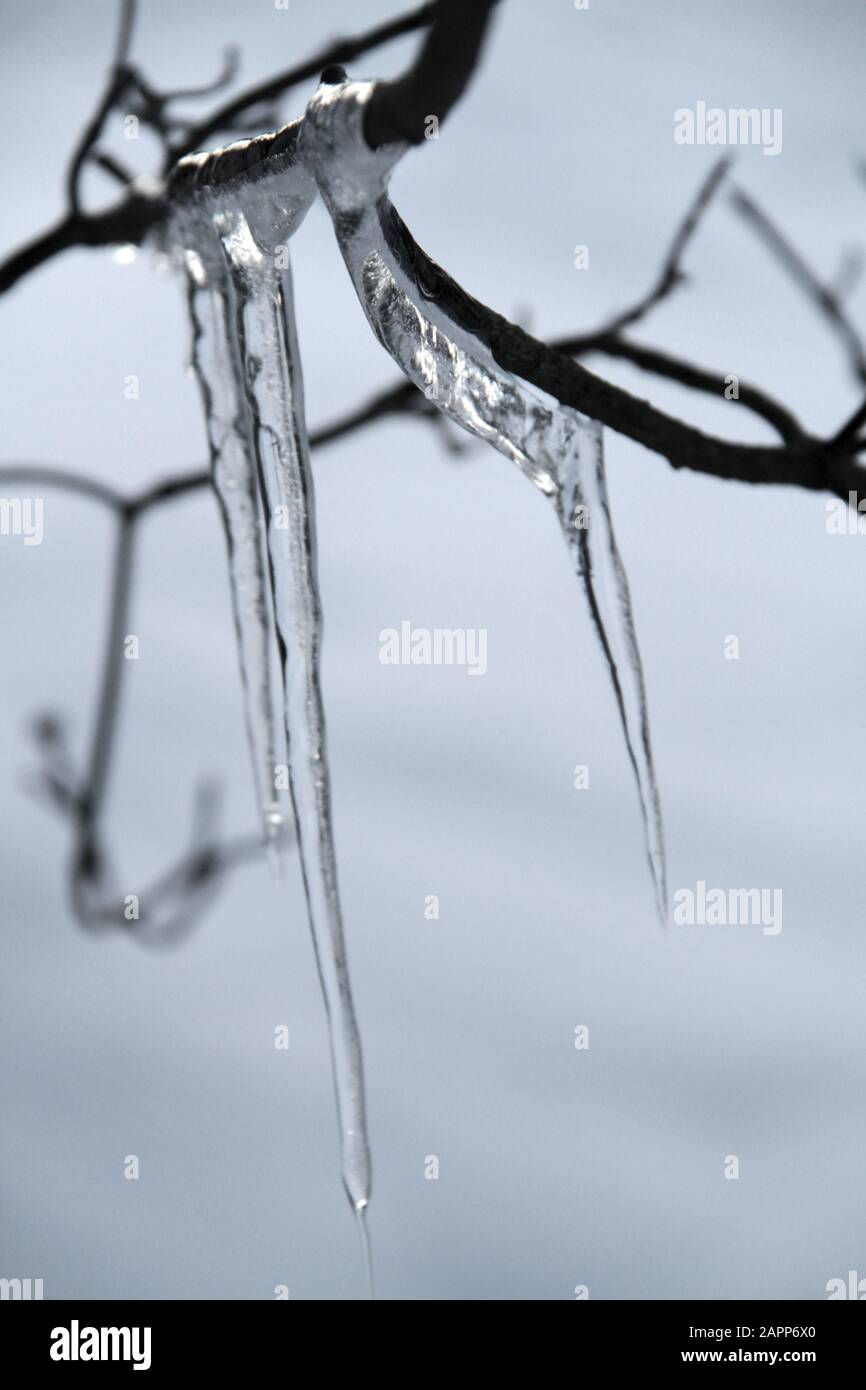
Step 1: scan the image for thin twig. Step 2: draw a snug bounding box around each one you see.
[3,462,285,942]
[576,156,732,343]
[730,185,866,386]
[833,394,866,446]
[577,334,806,444]
[0,1,442,294]
[169,0,439,165]
[114,0,138,68]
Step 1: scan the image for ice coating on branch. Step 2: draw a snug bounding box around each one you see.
[300,81,667,920]
[170,155,372,1214]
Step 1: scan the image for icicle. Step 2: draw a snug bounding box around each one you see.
[557,432,668,921]
[170,144,372,1213]
[300,80,667,920]
[175,202,287,857]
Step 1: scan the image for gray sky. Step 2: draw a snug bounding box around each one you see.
[1,0,865,1299]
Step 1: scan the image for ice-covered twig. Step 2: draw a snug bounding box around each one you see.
[301,78,667,918]
[169,2,439,165]
[5,2,863,499]
[304,154,807,453]
[372,196,861,498]
[0,1,440,295]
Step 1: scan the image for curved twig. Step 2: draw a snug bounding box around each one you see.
[363,0,500,147]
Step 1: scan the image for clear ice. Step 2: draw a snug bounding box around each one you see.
[178,204,287,855]
[300,80,667,920]
[171,145,372,1213]
[162,71,668,1239]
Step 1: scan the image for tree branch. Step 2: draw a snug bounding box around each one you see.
[579,334,806,444]
[5,0,866,949]
[170,0,439,164]
[729,185,866,387]
[581,156,732,342]
[0,1,443,296]
[383,202,862,498]
[3,462,284,943]
[363,0,500,147]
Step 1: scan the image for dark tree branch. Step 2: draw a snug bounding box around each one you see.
[309,334,807,452]
[66,70,132,215]
[0,215,82,296]
[580,156,732,343]
[310,380,422,446]
[579,334,806,444]
[833,394,866,446]
[144,46,240,105]
[828,245,864,303]
[363,0,500,147]
[81,514,135,824]
[0,1,442,295]
[91,150,138,186]
[729,185,866,387]
[66,0,138,214]
[383,202,863,498]
[309,154,802,452]
[114,0,138,67]
[2,463,288,943]
[128,469,211,513]
[355,12,856,492]
[170,0,439,164]
[0,464,125,511]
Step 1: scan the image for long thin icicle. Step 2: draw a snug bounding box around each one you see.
[170,146,372,1215]
[218,198,371,1215]
[558,431,667,920]
[178,204,287,855]
[300,80,667,920]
